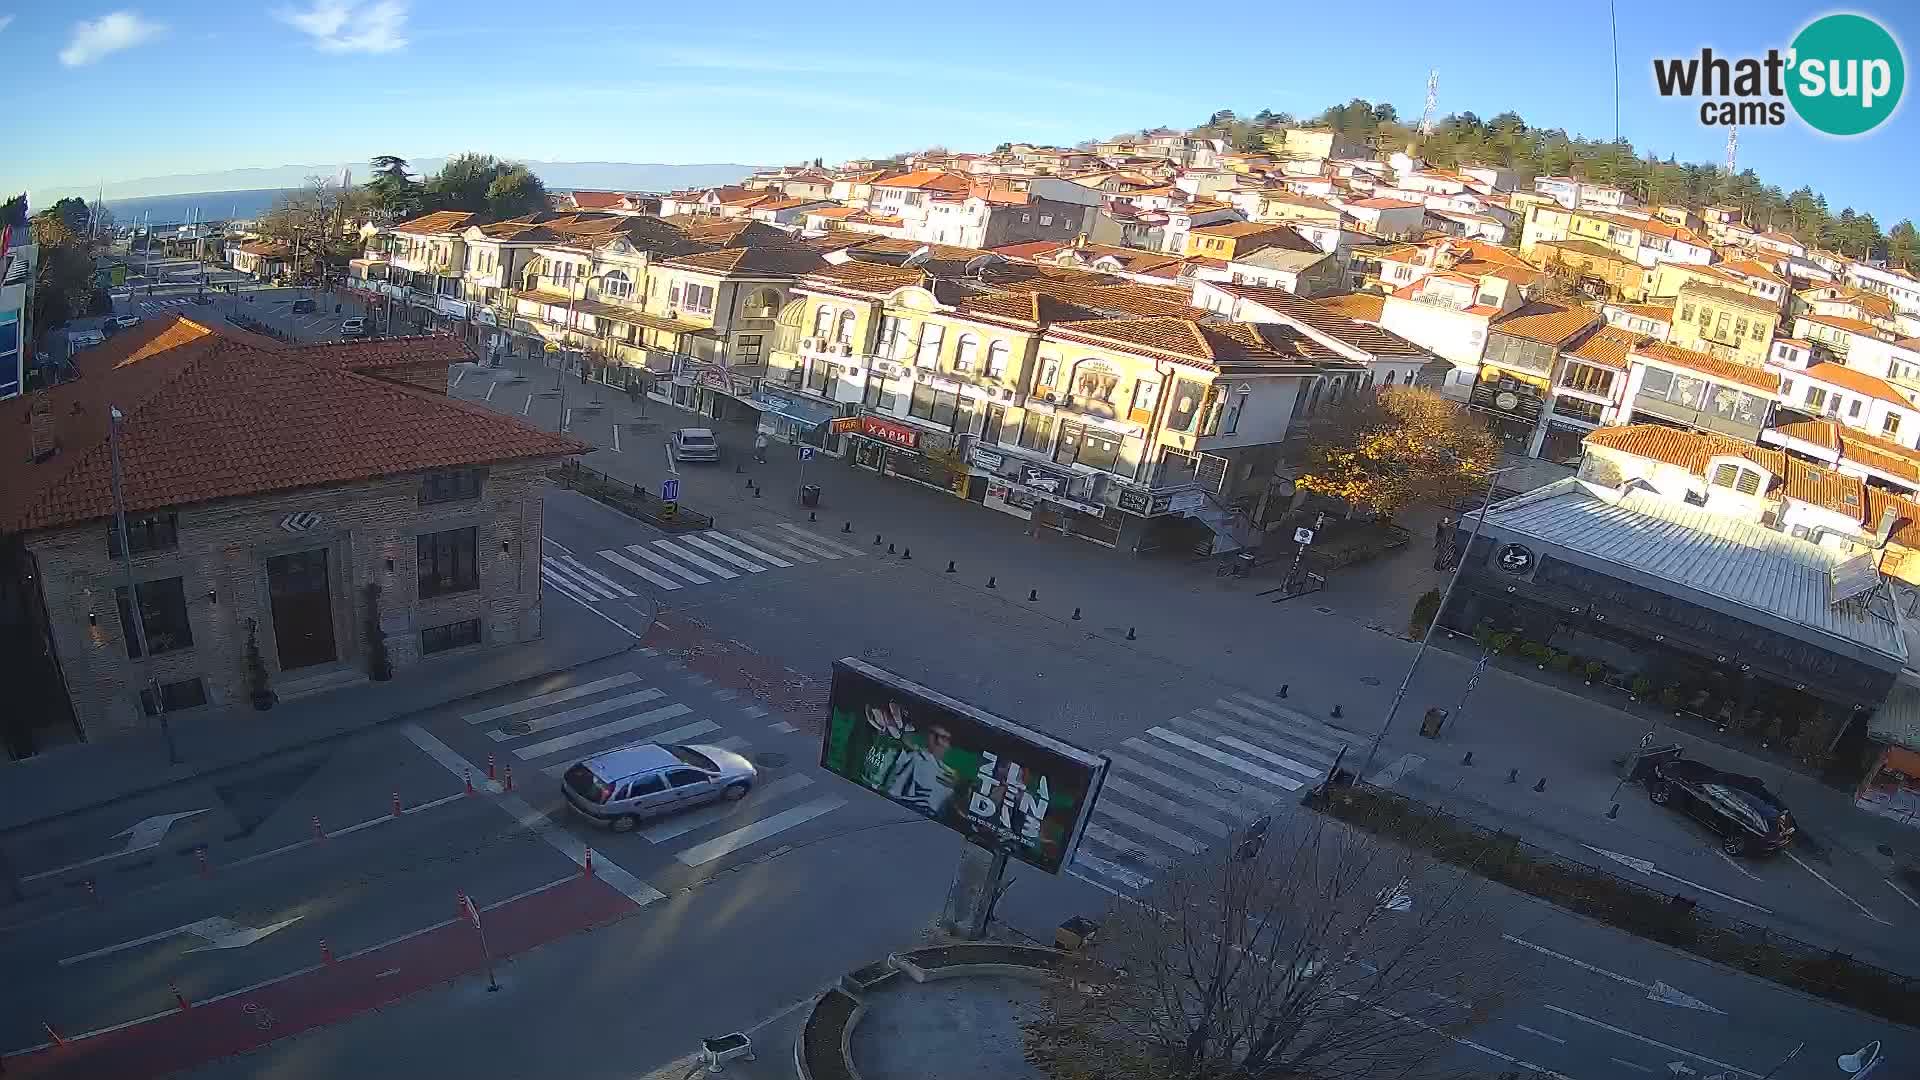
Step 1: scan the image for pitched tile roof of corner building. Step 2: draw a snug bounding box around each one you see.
[1583,424,1785,478]
[1768,417,1842,451]
[1610,300,1675,322]
[989,240,1066,261]
[0,317,588,535]
[1316,293,1386,322]
[1799,312,1891,338]
[1802,362,1913,408]
[1207,283,1430,358]
[391,210,478,234]
[1564,326,1648,370]
[871,169,972,193]
[1016,281,1204,318]
[1489,301,1603,347]
[1050,317,1334,372]
[1631,342,1781,393]
[1865,486,1920,547]
[663,245,825,276]
[285,333,473,371]
[1676,280,1780,312]
[1784,456,1869,520]
[950,290,1104,327]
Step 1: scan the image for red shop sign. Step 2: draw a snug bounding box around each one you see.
[861,416,920,449]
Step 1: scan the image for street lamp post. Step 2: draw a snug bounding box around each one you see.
[1357,463,1524,781]
[108,405,180,766]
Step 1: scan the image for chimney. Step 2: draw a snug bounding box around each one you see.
[1875,502,1902,547]
[28,395,56,462]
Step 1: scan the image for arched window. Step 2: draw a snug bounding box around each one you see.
[1385,370,1399,387]
[600,270,634,300]
[985,341,1011,378]
[834,310,856,345]
[812,305,832,338]
[746,287,781,316]
[954,334,980,372]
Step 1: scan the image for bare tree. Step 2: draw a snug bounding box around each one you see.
[1029,808,1516,1080]
[256,175,373,280]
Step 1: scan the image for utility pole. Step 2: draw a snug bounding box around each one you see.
[109,405,180,766]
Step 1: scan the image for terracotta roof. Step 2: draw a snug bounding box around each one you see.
[567,190,629,210]
[1490,301,1602,347]
[0,317,586,535]
[1631,342,1780,392]
[872,169,971,194]
[1721,257,1786,284]
[1565,326,1647,370]
[391,210,478,235]
[1784,456,1868,520]
[287,333,473,371]
[1610,300,1675,322]
[1798,312,1888,337]
[1677,281,1779,312]
[949,290,1101,327]
[1051,317,1331,371]
[664,245,823,277]
[1016,281,1204,318]
[1583,424,1783,478]
[988,241,1064,261]
[805,260,927,295]
[1206,284,1428,358]
[236,241,289,258]
[1802,362,1913,408]
[1865,487,1920,547]
[1770,417,1840,451]
[1318,293,1386,322]
[1537,237,1639,266]
[1839,439,1920,485]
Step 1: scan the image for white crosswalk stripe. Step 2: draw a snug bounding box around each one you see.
[775,523,865,557]
[541,556,617,600]
[728,528,818,563]
[651,538,739,579]
[555,555,636,597]
[564,527,871,596]
[541,565,601,605]
[446,673,860,867]
[1069,693,1350,894]
[701,531,792,567]
[623,544,711,584]
[678,534,769,573]
[598,549,683,591]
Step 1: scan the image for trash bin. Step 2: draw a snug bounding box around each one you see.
[800,484,821,508]
[1419,707,1448,738]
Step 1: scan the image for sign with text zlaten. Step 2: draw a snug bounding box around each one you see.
[859,415,920,450]
[820,658,1108,875]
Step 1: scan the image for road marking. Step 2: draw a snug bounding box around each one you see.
[1515,1024,1566,1045]
[1714,848,1760,881]
[23,809,211,881]
[1180,708,1335,771]
[521,393,532,416]
[556,554,636,597]
[1210,733,1324,781]
[1783,849,1888,923]
[1117,739,1267,802]
[599,549,683,591]
[542,560,612,600]
[775,522,865,557]
[625,544,712,584]
[1540,1006,1758,1077]
[769,720,797,733]
[1885,876,1920,911]
[463,673,641,724]
[675,796,845,866]
[1069,852,1152,892]
[653,539,738,579]
[1611,1058,1655,1074]
[513,704,697,761]
[729,528,818,563]
[611,424,620,453]
[1211,699,1350,754]
[640,774,816,843]
[1146,727,1304,791]
[1502,934,1723,1014]
[1108,756,1265,816]
[664,442,677,475]
[1100,777,1231,838]
[399,724,665,906]
[1082,824,1170,866]
[486,689,666,741]
[680,534,768,573]
[60,915,303,966]
[702,530,793,567]
[1582,845,1772,913]
[1094,801,1207,852]
[484,382,497,402]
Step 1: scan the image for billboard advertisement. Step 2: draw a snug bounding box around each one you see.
[820,658,1107,875]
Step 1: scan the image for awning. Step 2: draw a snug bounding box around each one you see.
[752,388,837,426]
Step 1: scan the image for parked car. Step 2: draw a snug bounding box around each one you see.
[341,317,368,338]
[108,314,142,329]
[290,297,316,314]
[670,427,721,462]
[561,743,756,832]
[67,329,106,351]
[1646,756,1795,855]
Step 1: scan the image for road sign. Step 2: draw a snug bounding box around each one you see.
[799,446,815,462]
[1293,527,1315,545]
[661,477,680,502]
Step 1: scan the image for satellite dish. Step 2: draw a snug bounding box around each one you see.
[963,253,1008,278]
[900,245,933,268]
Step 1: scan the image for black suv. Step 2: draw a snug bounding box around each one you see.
[1647,756,1795,856]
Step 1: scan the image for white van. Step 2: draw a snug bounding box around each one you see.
[68,329,106,353]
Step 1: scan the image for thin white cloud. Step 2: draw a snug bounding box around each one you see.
[0,15,15,33]
[59,11,163,66]
[275,0,407,53]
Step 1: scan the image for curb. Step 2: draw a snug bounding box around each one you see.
[0,636,639,838]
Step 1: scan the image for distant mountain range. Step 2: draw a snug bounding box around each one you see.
[62,159,765,203]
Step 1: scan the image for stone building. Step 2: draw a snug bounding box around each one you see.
[0,317,586,756]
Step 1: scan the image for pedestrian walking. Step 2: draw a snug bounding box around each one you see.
[754,431,769,464]
[1434,516,1454,550]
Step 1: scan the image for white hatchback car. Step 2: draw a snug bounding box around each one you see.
[670,427,721,462]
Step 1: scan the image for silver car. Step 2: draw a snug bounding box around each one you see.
[670,427,721,462]
[561,742,755,832]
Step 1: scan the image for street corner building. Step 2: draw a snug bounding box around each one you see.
[0,316,590,758]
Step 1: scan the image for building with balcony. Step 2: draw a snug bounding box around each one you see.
[1469,301,1603,450]
[1669,282,1779,366]
[1618,341,1778,441]
[1534,325,1647,461]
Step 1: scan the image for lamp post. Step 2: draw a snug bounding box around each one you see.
[109,405,180,766]
[1357,463,1525,782]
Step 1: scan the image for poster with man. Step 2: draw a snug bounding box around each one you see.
[820,658,1108,875]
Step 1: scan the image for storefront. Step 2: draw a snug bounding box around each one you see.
[970,447,1122,546]
[752,386,846,455]
[852,415,969,497]
[1535,394,1609,463]
[685,368,759,422]
[1468,370,1547,451]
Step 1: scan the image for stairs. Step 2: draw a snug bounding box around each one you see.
[1188,489,1261,555]
[272,663,368,703]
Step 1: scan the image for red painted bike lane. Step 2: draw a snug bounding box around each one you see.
[6,873,638,1079]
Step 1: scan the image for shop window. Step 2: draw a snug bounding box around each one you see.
[908,384,959,427]
[108,512,179,557]
[1017,410,1054,452]
[140,677,208,715]
[421,618,483,655]
[418,527,479,598]
[115,576,193,659]
[983,403,1006,445]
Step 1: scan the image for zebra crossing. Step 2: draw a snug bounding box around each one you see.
[139,297,202,310]
[1069,691,1348,893]
[458,671,845,867]
[540,523,866,603]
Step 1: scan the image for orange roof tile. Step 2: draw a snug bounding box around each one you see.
[1316,293,1386,322]
[1771,417,1841,451]
[1802,362,1913,408]
[1784,456,1868,520]
[665,246,824,276]
[1583,424,1783,478]
[391,210,478,235]
[1631,342,1780,392]
[1610,300,1675,322]
[1490,301,1603,347]
[1,318,585,535]
[1676,281,1779,312]
[1051,317,1333,371]
[1799,312,1888,337]
[1565,326,1647,370]
[873,169,972,194]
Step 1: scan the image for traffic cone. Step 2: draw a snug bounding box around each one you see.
[465,770,474,796]
[487,753,497,781]
[171,983,190,1011]
[504,766,514,792]
[313,816,325,841]
[320,940,335,965]
[584,847,594,877]
[392,791,402,817]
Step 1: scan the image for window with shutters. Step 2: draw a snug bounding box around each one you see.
[1735,470,1761,495]
[1711,463,1740,489]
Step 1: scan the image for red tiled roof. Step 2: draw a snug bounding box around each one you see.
[0,317,587,534]
[1205,283,1429,358]
[872,169,971,194]
[391,210,478,235]
[1317,293,1386,322]
[568,190,629,210]
[1784,456,1868,520]
[1798,312,1887,337]
[1490,301,1602,347]
[1565,326,1648,370]
[1770,417,1840,451]
[288,334,473,371]
[990,241,1067,261]
[1583,424,1784,477]
[1050,317,1331,371]
[664,245,824,276]
[1802,362,1913,408]
[1631,342,1780,392]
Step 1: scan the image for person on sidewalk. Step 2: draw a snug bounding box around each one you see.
[755,431,769,463]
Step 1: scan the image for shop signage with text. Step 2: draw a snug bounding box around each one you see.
[861,416,920,449]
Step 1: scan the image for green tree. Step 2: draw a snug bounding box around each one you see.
[364,154,422,224]
[29,211,100,330]
[420,153,548,220]
[484,165,548,219]
[47,196,92,239]
[1889,220,1919,274]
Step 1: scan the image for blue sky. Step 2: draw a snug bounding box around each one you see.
[6,1,1917,225]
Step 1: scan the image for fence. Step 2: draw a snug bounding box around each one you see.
[1309,781,1920,1027]
[550,459,712,534]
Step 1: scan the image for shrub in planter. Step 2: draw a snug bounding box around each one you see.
[1409,588,1442,639]
[1584,660,1605,683]
[1548,651,1574,673]
[1658,686,1682,709]
[1474,626,1497,651]
[1488,631,1516,655]
[1630,675,1653,699]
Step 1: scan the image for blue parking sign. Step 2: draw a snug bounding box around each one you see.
[661,477,680,502]
[799,447,815,462]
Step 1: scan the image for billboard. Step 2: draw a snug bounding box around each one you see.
[820,658,1107,875]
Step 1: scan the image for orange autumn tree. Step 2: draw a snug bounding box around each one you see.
[1295,385,1498,519]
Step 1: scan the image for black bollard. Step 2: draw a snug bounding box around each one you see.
[735,463,742,474]
[1072,608,1082,620]
[1126,627,1136,640]
[1278,683,1289,698]
[1533,777,1546,792]
[874,534,882,546]
[1027,589,1038,601]
[1506,768,1519,784]
[754,487,763,498]
[809,511,817,522]
[1331,704,1343,719]
[987,576,996,588]
[945,560,956,573]
[887,543,896,554]
[843,521,852,533]
[901,548,911,560]
[1461,751,1474,766]
[1606,803,1620,819]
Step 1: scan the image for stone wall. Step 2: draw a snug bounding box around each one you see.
[26,458,554,739]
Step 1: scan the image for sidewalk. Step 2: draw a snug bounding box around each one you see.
[0,600,634,836]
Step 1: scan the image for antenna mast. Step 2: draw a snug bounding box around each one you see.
[1723,126,1738,176]
[1418,69,1439,139]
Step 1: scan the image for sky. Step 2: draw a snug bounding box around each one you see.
[4,0,1918,225]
